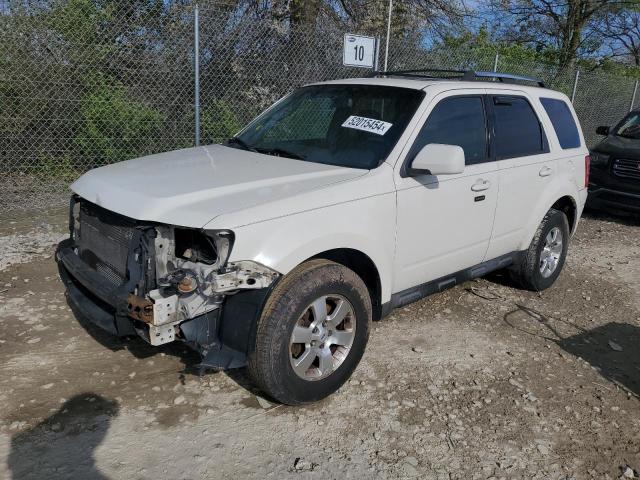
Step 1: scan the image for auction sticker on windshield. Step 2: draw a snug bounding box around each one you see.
[341,115,393,135]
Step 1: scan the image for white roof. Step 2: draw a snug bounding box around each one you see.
[316,76,437,90]
[313,76,568,100]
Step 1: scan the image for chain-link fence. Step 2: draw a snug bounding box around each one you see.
[2,1,639,213]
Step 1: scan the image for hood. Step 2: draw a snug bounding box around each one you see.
[593,134,640,159]
[71,145,367,228]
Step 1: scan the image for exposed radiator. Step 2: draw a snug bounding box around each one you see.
[77,202,136,286]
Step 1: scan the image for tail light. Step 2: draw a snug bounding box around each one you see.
[584,154,590,188]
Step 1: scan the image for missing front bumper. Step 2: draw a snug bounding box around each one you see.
[57,238,278,369]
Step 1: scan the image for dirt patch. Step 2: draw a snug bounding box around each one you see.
[0,209,68,272]
[0,211,639,479]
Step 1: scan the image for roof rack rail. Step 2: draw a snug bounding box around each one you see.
[465,71,546,88]
[369,69,546,88]
[367,68,466,79]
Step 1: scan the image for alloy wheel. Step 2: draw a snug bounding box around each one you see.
[289,294,356,381]
[539,226,563,278]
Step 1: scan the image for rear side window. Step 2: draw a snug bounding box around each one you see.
[540,98,581,149]
[492,96,548,159]
[409,96,488,165]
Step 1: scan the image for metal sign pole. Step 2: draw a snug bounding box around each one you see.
[383,0,392,71]
[194,3,201,147]
[570,70,580,104]
[374,36,380,71]
[493,52,499,72]
[630,80,638,112]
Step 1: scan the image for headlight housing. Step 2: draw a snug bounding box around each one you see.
[205,229,234,270]
[174,228,234,270]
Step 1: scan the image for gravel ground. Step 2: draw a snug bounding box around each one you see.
[0,209,639,480]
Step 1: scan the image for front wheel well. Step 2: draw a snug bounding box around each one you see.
[551,196,578,233]
[308,249,383,321]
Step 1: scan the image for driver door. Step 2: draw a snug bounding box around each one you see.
[393,91,499,293]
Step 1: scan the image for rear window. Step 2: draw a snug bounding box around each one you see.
[540,98,581,149]
[492,96,548,159]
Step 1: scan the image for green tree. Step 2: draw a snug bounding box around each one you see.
[485,0,633,70]
[200,100,242,144]
[75,75,165,165]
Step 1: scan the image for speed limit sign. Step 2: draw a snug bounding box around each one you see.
[343,34,377,69]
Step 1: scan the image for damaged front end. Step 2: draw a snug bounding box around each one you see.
[56,196,280,369]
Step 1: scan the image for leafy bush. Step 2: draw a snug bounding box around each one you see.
[74,75,165,165]
[200,100,242,144]
[34,154,78,183]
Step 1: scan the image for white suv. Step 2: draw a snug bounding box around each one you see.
[57,70,589,404]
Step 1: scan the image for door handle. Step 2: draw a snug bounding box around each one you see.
[539,166,553,177]
[471,179,491,192]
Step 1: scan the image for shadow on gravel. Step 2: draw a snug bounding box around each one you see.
[223,368,285,406]
[224,368,262,396]
[8,393,119,480]
[558,322,640,397]
[504,304,640,397]
[582,207,640,226]
[482,269,518,289]
[65,290,201,368]
[62,285,263,395]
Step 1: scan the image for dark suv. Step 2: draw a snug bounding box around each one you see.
[588,111,640,214]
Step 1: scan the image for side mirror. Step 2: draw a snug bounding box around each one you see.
[596,126,610,136]
[409,143,465,176]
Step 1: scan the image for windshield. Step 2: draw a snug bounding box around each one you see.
[228,84,425,169]
[614,112,640,139]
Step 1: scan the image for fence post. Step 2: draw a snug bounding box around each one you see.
[570,69,580,104]
[194,3,201,147]
[493,52,499,72]
[630,80,638,111]
[383,0,392,71]
[374,36,381,71]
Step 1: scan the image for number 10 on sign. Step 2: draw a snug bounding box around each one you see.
[343,34,377,69]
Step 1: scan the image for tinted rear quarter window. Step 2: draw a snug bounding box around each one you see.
[492,96,548,159]
[540,98,581,149]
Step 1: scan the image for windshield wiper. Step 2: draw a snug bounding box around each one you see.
[226,137,258,153]
[227,138,305,160]
[254,147,306,160]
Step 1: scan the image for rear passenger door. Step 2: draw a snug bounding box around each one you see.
[483,91,556,260]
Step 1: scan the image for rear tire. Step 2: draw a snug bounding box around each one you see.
[247,259,372,405]
[510,208,570,291]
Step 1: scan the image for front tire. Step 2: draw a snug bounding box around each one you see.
[510,208,570,291]
[248,259,372,405]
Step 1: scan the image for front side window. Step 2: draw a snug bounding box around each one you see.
[231,85,425,169]
[614,112,640,139]
[493,96,548,159]
[540,97,581,149]
[408,96,488,165]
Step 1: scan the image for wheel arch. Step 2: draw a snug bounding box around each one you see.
[308,248,383,321]
[551,195,578,233]
[228,216,395,308]
[519,189,580,251]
